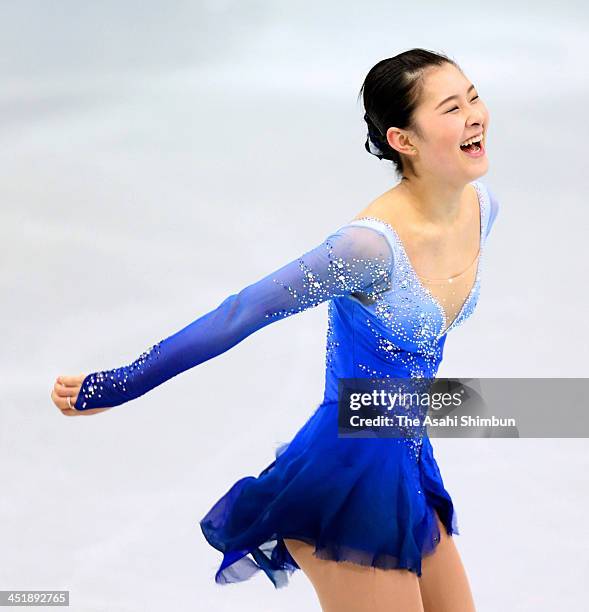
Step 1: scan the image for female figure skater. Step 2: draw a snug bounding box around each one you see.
[51,48,499,611]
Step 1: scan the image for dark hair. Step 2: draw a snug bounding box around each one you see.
[358,48,460,180]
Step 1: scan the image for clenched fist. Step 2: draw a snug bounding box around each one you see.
[51,375,111,416]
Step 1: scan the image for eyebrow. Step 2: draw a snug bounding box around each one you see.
[435,84,476,110]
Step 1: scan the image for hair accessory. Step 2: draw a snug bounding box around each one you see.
[366,133,384,158]
[364,112,385,159]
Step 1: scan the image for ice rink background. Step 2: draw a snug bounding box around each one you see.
[1,1,588,610]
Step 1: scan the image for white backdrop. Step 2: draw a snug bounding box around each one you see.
[2,1,588,610]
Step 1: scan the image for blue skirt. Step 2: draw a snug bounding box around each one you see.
[199,400,459,588]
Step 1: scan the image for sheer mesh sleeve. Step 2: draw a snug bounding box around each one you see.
[73,224,394,410]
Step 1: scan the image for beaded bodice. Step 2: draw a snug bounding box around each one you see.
[357,188,483,333]
[321,181,495,403]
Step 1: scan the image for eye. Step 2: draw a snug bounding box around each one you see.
[446,96,479,113]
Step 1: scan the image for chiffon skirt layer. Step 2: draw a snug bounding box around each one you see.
[199,400,459,588]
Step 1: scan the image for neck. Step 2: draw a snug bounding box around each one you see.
[397,177,469,227]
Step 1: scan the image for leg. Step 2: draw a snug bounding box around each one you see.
[284,538,424,612]
[418,513,476,612]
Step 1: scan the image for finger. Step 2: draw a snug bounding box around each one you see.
[54,382,79,399]
[54,386,80,410]
[51,390,79,415]
[57,374,86,387]
[60,407,79,417]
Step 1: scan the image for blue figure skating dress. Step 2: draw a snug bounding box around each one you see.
[73,180,500,589]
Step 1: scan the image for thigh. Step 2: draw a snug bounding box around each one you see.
[284,538,424,612]
[417,513,476,612]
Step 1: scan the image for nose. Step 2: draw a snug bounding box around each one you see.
[469,108,487,127]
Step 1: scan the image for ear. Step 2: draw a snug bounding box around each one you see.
[386,127,418,156]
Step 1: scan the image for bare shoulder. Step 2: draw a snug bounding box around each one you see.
[350,187,406,223]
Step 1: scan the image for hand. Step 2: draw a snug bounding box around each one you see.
[51,374,111,416]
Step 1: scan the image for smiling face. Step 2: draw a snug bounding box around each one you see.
[387,62,490,183]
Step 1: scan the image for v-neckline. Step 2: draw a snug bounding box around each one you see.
[356,182,485,340]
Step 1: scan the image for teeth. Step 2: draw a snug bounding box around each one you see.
[460,134,484,147]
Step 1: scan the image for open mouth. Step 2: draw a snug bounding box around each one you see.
[460,141,482,153]
[459,135,485,157]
